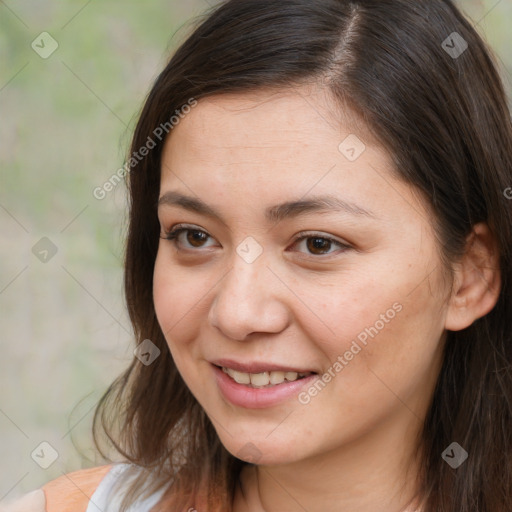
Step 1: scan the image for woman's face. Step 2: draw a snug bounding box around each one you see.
[153,86,450,466]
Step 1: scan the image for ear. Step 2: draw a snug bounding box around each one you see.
[444,223,501,331]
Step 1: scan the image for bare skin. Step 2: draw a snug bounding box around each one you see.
[153,86,500,512]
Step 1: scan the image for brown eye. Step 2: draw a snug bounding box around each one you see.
[185,230,209,247]
[163,226,216,250]
[293,233,350,257]
[306,237,333,255]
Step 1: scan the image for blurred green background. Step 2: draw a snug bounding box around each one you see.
[1,0,511,501]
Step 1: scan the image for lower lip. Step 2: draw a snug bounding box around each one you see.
[211,364,318,409]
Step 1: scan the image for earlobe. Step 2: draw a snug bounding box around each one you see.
[444,223,501,331]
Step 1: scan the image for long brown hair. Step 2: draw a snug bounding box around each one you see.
[92,1,512,510]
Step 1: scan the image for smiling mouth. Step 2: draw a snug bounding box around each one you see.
[215,365,316,388]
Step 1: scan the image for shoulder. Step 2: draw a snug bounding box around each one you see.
[42,463,115,511]
[0,462,168,512]
[0,464,114,512]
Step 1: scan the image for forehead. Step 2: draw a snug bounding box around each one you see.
[158,86,429,227]
[166,86,376,155]
[161,87,384,180]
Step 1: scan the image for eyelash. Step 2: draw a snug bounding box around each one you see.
[161,224,351,257]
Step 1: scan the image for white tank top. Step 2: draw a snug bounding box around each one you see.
[86,463,167,512]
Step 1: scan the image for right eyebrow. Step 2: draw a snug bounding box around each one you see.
[157,190,377,225]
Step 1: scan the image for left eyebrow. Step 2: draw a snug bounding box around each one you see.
[157,190,377,225]
[265,195,377,223]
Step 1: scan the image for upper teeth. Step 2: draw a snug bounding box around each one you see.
[221,367,311,387]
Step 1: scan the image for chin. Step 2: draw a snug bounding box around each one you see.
[218,434,307,466]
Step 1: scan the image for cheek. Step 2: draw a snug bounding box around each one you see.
[153,256,174,335]
[305,262,446,391]
[294,268,401,357]
[152,251,207,350]
[153,252,212,395]
[290,283,445,448]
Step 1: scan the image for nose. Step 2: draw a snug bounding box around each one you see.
[208,251,290,341]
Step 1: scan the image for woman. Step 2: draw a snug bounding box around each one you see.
[4,0,511,510]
